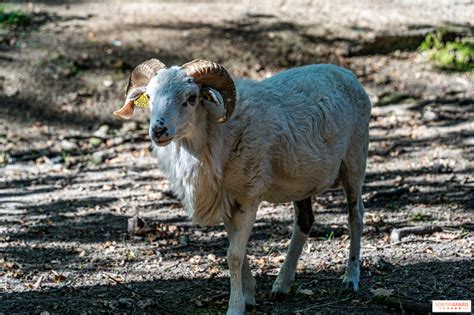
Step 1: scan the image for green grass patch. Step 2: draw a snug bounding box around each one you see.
[0,5,31,28]
[411,212,432,222]
[419,31,474,71]
[375,91,413,107]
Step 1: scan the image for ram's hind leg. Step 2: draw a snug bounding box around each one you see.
[340,144,367,292]
[272,198,314,296]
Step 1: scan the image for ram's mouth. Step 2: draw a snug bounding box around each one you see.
[154,138,173,146]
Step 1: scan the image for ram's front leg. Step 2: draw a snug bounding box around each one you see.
[224,207,256,315]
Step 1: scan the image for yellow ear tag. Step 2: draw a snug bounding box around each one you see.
[133,93,150,108]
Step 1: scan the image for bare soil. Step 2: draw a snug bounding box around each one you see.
[0,1,473,314]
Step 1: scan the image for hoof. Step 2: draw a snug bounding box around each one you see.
[245,303,255,312]
[271,291,288,301]
[342,278,359,292]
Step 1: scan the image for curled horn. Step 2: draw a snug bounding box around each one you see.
[126,58,166,96]
[114,58,166,119]
[182,60,236,123]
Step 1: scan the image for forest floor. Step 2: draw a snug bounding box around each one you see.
[0,1,473,314]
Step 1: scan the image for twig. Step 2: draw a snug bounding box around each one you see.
[1,297,93,304]
[163,261,181,271]
[106,275,146,297]
[106,275,172,312]
[416,279,433,292]
[390,225,442,242]
[382,238,444,248]
[209,292,229,301]
[48,279,76,293]
[371,296,431,313]
[369,187,410,200]
[295,297,352,312]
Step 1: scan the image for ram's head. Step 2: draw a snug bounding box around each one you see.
[114,59,236,146]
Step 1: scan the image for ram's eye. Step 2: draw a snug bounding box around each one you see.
[183,94,197,107]
[187,95,197,104]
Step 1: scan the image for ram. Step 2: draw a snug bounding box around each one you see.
[114,59,371,315]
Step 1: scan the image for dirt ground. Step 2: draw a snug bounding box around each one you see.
[0,1,473,314]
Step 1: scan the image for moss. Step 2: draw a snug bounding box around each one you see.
[0,5,31,28]
[419,31,474,71]
[375,92,412,107]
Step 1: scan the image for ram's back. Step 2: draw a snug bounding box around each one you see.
[226,64,371,204]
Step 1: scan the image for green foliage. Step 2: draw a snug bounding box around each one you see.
[419,31,474,71]
[326,231,334,241]
[0,151,9,166]
[375,92,412,107]
[0,5,31,28]
[318,231,335,241]
[411,212,432,222]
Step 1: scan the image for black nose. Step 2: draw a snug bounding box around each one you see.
[152,126,168,138]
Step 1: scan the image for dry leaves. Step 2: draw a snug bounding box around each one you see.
[371,288,394,297]
[298,289,314,296]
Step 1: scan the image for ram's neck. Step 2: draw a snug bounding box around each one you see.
[168,107,231,226]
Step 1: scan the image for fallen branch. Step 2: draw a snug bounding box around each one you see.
[382,238,443,248]
[295,297,352,312]
[370,187,410,200]
[371,296,431,313]
[106,275,172,312]
[390,225,442,242]
[106,275,145,297]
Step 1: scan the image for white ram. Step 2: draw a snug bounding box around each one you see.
[114,59,371,315]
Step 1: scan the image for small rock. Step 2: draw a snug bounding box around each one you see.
[65,92,78,102]
[137,298,154,309]
[179,235,189,246]
[60,139,77,151]
[103,79,113,87]
[93,125,110,138]
[118,298,133,306]
[128,216,152,236]
[373,256,394,271]
[77,89,93,97]
[111,39,123,46]
[110,137,124,146]
[91,151,108,164]
[84,263,96,271]
[4,85,18,97]
[298,288,314,296]
[89,137,103,146]
[121,121,138,132]
[371,287,394,297]
[49,156,64,164]
[423,110,438,121]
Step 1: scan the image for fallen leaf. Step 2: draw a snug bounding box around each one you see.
[271,255,285,264]
[33,275,44,289]
[53,274,67,283]
[207,254,216,261]
[299,289,314,296]
[137,298,154,309]
[423,247,434,254]
[371,288,394,297]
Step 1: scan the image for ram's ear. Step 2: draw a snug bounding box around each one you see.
[201,87,226,121]
[113,87,147,119]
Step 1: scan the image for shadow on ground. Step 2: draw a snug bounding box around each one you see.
[0,260,471,314]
